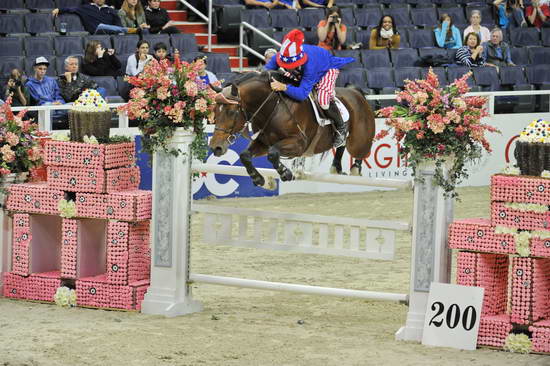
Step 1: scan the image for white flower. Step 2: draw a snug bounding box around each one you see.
[504,334,532,354]
[515,231,531,257]
[58,199,76,218]
[495,226,518,235]
[83,135,99,145]
[502,164,520,175]
[51,133,70,142]
[54,286,77,308]
[542,170,550,178]
[504,202,549,213]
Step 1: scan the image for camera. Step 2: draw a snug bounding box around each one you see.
[8,79,21,88]
[330,15,340,23]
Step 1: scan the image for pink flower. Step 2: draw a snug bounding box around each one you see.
[374,129,390,140]
[437,144,445,152]
[27,146,41,161]
[194,98,208,113]
[0,167,10,175]
[427,113,445,134]
[184,80,198,97]
[129,88,146,99]
[376,106,396,118]
[455,125,465,136]
[156,86,170,100]
[416,131,425,139]
[414,92,429,105]
[5,132,19,146]
[1,144,15,163]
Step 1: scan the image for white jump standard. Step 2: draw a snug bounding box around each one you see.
[141,129,453,343]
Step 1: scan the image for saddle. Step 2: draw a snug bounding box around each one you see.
[308,89,350,127]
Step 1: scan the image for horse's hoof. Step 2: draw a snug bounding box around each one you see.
[252,175,265,187]
[280,169,294,182]
[330,165,343,175]
[262,177,277,190]
[350,166,362,176]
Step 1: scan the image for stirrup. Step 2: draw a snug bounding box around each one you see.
[333,131,346,148]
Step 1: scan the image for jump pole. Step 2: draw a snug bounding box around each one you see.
[143,130,453,344]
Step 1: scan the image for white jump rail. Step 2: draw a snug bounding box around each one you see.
[141,129,454,344]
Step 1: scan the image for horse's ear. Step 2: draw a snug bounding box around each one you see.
[209,84,222,93]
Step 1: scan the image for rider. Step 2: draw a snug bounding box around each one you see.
[265,29,354,148]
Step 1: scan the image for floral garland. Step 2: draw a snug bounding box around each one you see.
[54,286,77,308]
[504,334,532,354]
[118,57,218,161]
[375,69,499,198]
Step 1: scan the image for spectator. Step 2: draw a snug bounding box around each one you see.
[317,7,347,51]
[52,0,138,35]
[369,15,400,50]
[257,48,277,71]
[82,40,122,77]
[434,14,463,49]
[58,56,106,103]
[107,0,124,9]
[4,68,29,107]
[463,10,491,43]
[25,57,64,107]
[526,0,550,28]
[455,32,486,67]
[301,0,334,8]
[145,0,180,34]
[119,0,150,34]
[277,0,301,9]
[194,55,220,88]
[153,42,179,62]
[493,0,527,28]
[126,40,153,76]
[243,0,280,9]
[482,28,514,67]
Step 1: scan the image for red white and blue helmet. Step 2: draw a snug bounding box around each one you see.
[277,29,308,69]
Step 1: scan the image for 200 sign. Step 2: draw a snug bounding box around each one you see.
[428,302,477,331]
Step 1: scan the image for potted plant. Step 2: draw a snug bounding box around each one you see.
[375,69,500,198]
[118,56,218,161]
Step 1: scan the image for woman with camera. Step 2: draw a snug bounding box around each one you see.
[4,68,29,107]
[82,41,122,77]
[369,15,400,49]
[317,7,347,51]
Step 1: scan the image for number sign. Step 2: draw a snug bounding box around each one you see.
[422,282,484,351]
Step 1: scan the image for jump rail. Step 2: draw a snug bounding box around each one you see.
[141,129,454,344]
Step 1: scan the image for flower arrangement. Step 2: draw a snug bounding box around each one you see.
[54,286,77,308]
[504,333,532,354]
[0,99,46,178]
[118,57,218,161]
[375,69,500,198]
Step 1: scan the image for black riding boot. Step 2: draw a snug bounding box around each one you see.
[325,101,346,148]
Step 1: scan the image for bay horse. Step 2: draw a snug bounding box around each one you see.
[210,71,376,188]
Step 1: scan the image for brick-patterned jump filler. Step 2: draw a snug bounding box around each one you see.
[2,140,152,311]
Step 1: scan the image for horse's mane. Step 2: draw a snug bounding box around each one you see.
[228,70,300,88]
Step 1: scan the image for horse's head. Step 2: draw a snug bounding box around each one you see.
[209,84,245,157]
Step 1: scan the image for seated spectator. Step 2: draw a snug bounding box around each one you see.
[434,14,463,49]
[58,56,106,102]
[301,0,334,8]
[4,68,29,107]
[526,0,550,28]
[369,15,400,50]
[493,0,527,28]
[256,48,277,71]
[145,0,180,34]
[52,0,139,35]
[26,57,65,107]
[463,10,491,44]
[153,42,179,62]
[317,7,347,51]
[455,32,486,67]
[82,40,122,77]
[277,0,301,9]
[482,28,515,67]
[194,55,220,88]
[126,40,153,76]
[243,0,281,9]
[119,0,150,34]
[107,0,124,9]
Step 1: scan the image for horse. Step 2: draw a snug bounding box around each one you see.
[210,71,376,188]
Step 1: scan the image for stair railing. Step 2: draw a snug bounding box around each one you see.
[178,0,212,52]
[239,21,281,72]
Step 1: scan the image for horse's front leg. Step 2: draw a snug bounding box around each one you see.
[240,141,268,187]
[267,137,306,181]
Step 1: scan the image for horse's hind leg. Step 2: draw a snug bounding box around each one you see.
[267,145,294,182]
[350,159,363,176]
[329,146,345,175]
[240,141,268,187]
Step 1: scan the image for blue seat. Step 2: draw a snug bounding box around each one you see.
[0,0,28,13]
[116,75,131,101]
[0,37,24,57]
[170,33,199,53]
[394,67,421,88]
[24,56,56,77]
[410,7,438,27]
[418,47,448,61]
[26,0,56,12]
[340,8,355,26]
[24,13,57,35]
[526,65,550,85]
[0,14,26,35]
[390,48,420,67]
[298,8,325,29]
[360,49,391,69]
[366,67,395,90]
[447,66,475,87]
[24,36,55,56]
[242,9,271,28]
[510,47,529,66]
[511,28,541,47]
[528,47,550,65]
[334,50,361,69]
[89,76,123,102]
[112,35,140,55]
[83,35,112,50]
[421,67,448,86]
[303,30,318,45]
[355,8,381,28]
[542,28,550,47]
[499,66,528,86]
[213,0,241,4]
[355,29,371,46]
[397,28,410,48]
[56,0,85,7]
[407,29,435,48]
[55,14,87,34]
[0,56,24,76]
[204,53,231,74]
[336,69,368,90]
[117,53,131,76]
[54,36,84,56]
[437,7,467,27]
[270,9,299,29]
[384,8,411,27]
[142,34,171,50]
[473,67,500,90]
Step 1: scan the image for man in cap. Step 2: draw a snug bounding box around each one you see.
[26,57,65,106]
[265,29,354,147]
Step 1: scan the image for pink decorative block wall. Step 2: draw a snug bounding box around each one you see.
[11,227,31,276]
[529,319,550,353]
[107,221,150,285]
[131,280,150,311]
[2,272,27,299]
[491,202,550,231]
[47,166,139,194]
[45,141,135,169]
[60,219,78,279]
[76,274,147,310]
[477,314,512,347]
[6,183,62,215]
[75,190,152,221]
[449,218,516,254]
[511,257,550,324]
[491,174,550,205]
[531,237,550,257]
[26,271,61,302]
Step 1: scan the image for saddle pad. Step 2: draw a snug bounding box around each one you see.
[308,95,350,127]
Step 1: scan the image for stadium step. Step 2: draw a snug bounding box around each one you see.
[195,33,218,45]
[160,0,180,10]
[230,56,248,69]
[208,45,239,57]
[169,10,187,21]
[174,22,208,33]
